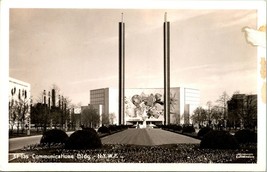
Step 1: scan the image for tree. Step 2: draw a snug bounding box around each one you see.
[216,91,230,129]
[210,105,224,129]
[69,102,82,130]
[15,93,30,134]
[109,113,116,125]
[228,94,257,130]
[9,87,30,134]
[243,95,257,130]
[206,101,212,126]
[50,106,62,129]
[227,95,243,129]
[31,85,73,132]
[101,113,110,126]
[191,107,207,127]
[81,106,100,128]
[216,91,230,120]
[31,103,46,132]
[9,96,17,134]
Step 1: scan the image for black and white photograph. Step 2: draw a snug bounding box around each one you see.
[0,0,266,171]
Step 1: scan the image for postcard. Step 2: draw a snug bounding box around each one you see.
[0,0,266,171]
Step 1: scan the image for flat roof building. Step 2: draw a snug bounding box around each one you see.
[90,87,200,126]
[9,77,31,130]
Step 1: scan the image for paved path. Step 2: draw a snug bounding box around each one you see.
[9,129,199,151]
[101,128,200,145]
[9,135,42,152]
[9,131,73,151]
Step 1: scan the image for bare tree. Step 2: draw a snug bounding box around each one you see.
[9,99,17,134]
[210,105,224,130]
[216,91,230,129]
[191,107,207,127]
[206,101,212,125]
[16,90,30,134]
[81,106,100,128]
[101,113,110,126]
[109,113,116,125]
[9,88,30,134]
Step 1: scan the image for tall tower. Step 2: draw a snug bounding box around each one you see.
[118,13,125,125]
[163,13,170,125]
[52,89,56,107]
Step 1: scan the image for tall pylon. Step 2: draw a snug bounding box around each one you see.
[163,12,170,125]
[118,13,125,125]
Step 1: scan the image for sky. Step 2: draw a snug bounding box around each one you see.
[9,8,257,106]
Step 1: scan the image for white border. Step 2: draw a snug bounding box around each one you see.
[0,0,266,171]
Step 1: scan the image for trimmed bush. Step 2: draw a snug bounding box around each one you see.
[182,125,195,133]
[108,125,117,132]
[65,130,102,150]
[40,129,68,144]
[98,126,110,134]
[173,125,183,131]
[167,124,183,131]
[116,125,123,130]
[197,127,213,138]
[200,130,239,149]
[82,127,97,134]
[235,129,257,144]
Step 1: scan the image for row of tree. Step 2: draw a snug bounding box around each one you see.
[80,105,116,128]
[29,85,79,132]
[9,87,30,134]
[191,91,257,130]
[9,83,118,135]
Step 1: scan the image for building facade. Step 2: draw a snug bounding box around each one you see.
[90,87,200,126]
[9,77,31,130]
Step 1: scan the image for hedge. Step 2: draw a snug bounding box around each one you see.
[40,129,68,145]
[65,130,102,150]
[200,130,239,149]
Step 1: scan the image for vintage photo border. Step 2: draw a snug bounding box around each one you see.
[0,0,266,171]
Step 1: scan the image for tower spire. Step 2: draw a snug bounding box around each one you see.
[164,12,167,22]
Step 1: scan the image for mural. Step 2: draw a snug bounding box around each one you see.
[125,88,179,122]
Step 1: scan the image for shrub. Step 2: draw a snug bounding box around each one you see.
[98,126,110,134]
[234,129,257,144]
[200,130,239,149]
[182,125,195,133]
[82,127,97,134]
[197,127,213,138]
[166,124,183,131]
[173,125,183,131]
[156,124,164,129]
[40,129,68,144]
[116,125,123,130]
[65,130,102,150]
[108,125,117,132]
